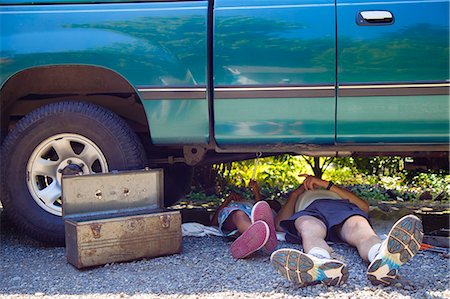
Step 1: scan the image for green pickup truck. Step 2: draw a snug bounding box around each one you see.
[1,0,449,244]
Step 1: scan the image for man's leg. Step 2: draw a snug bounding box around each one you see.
[271,215,349,287]
[295,215,331,255]
[368,215,423,285]
[339,214,424,286]
[338,215,382,261]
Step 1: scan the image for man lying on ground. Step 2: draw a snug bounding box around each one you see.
[271,174,423,287]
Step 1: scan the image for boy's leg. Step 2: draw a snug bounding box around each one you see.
[223,210,270,259]
[230,220,270,259]
[251,201,278,253]
[223,210,252,234]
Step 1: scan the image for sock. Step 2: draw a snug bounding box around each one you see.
[368,243,382,262]
[308,247,331,259]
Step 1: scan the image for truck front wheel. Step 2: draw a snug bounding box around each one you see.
[0,101,146,245]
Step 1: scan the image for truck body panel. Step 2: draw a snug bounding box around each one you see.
[2,0,448,147]
[336,0,450,143]
[1,1,210,144]
[213,0,336,145]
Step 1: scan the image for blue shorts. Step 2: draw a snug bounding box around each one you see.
[218,202,253,237]
[280,198,370,243]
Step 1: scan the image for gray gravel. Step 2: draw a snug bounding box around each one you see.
[1,212,449,299]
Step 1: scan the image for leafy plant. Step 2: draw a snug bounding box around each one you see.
[188,155,449,205]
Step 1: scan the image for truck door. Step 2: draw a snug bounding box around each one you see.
[336,0,450,144]
[213,0,336,147]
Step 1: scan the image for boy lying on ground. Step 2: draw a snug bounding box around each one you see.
[210,180,278,259]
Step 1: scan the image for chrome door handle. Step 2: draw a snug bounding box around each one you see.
[357,11,394,25]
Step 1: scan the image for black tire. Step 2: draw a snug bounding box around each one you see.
[0,102,146,245]
[163,164,193,206]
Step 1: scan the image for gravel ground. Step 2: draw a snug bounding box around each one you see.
[1,210,449,299]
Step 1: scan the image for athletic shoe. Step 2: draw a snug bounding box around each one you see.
[367,214,424,286]
[251,201,278,253]
[230,220,269,259]
[270,248,349,287]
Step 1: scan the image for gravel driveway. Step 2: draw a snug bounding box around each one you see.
[1,209,449,299]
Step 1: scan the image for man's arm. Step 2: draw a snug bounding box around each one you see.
[300,174,370,214]
[274,184,305,231]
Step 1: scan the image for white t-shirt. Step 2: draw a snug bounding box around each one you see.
[294,190,342,212]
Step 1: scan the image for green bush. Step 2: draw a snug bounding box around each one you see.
[187,155,449,205]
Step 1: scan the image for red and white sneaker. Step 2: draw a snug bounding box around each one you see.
[251,201,278,253]
[230,220,269,259]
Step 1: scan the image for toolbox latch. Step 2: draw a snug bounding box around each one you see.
[160,215,171,228]
[90,223,102,239]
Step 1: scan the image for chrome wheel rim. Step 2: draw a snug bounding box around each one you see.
[26,133,108,216]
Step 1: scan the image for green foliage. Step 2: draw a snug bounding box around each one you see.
[401,170,450,198]
[334,157,405,176]
[346,185,391,205]
[326,165,366,185]
[214,155,308,194]
[188,155,449,205]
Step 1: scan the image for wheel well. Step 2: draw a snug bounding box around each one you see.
[0,65,150,143]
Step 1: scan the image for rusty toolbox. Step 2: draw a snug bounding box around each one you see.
[62,169,182,269]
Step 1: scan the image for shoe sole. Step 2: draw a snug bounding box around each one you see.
[367,215,423,286]
[230,220,270,259]
[251,201,278,253]
[270,248,349,287]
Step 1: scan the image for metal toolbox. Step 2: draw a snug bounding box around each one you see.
[62,169,182,269]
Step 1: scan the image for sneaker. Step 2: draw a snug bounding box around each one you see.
[367,214,424,286]
[270,248,349,287]
[230,220,269,259]
[251,201,278,253]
